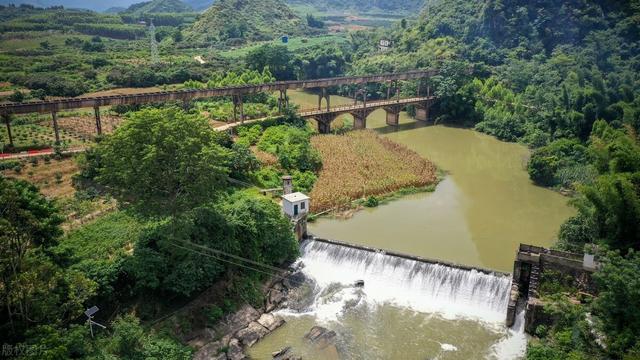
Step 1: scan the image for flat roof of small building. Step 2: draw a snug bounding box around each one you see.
[282,192,310,202]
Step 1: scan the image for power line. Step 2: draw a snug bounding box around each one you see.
[168,242,308,287]
[177,240,286,273]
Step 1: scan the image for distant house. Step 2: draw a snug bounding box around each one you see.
[378,39,392,52]
[282,192,309,219]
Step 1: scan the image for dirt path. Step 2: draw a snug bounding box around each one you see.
[0,147,86,160]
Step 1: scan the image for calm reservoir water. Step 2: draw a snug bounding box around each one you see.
[247,91,574,359]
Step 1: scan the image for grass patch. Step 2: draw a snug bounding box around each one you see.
[309,130,437,213]
[56,211,146,263]
[53,211,149,296]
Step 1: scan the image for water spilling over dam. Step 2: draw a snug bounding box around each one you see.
[294,239,512,324]
[250,239,527,359]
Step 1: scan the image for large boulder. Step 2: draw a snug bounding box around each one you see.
[266,287,287,312]
[217,304,261,335]
[188,327,218,348]
[304,326,337,349]
[257,313,285,332]
[236,321,269,348]
[227,338,245,360]
[193,340,227,360]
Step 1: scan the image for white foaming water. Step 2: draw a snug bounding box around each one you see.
[490,306,528,359]
[289,240,512,325]
[440,343,458,351]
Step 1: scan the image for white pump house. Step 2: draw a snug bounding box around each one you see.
[282,192,310,218]
[280,176,309,240]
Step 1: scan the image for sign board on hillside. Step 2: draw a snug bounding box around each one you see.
[379,39,392,52]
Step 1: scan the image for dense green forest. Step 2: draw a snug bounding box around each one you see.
[121,0,193,16]
[287,0,424,14]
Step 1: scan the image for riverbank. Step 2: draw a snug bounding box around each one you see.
[308,129,438,214]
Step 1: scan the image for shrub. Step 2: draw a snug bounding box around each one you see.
[206,305,224,326]
[0,160,20,171]
[364,196,379,207]
[292,170,317,194]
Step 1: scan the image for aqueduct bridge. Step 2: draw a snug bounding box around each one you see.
[0,70,437,145]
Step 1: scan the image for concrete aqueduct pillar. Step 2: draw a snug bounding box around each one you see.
[278,89,289,113]
[2,113,14,147]
[415,103,430,122]
[318,88,330,111]
[351,108,375,130]
[94,106,102,136]
[232,95,244,123]
[314,113,338,134]
[383,105,404,127]
[51,111,60,144]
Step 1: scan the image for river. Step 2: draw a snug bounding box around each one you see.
[247,91,574,359]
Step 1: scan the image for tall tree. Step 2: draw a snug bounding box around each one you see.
[0,177,95,339]
[89,108,231,215]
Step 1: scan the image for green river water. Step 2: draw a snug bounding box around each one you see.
[246,91,574,359]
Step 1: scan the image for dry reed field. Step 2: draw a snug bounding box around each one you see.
[309,130,437,212]
[2,157,79,198]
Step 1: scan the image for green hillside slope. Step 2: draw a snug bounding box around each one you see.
[186,0,308,45]
[123,0,193,15]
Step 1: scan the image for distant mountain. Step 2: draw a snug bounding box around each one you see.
[286,0,425,14]
[187,0,307,44]
[0,0,140,11]
[104,6,127,13]
[122,0,192,15]
[183,0,212,11]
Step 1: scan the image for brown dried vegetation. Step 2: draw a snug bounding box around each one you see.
[310,130,437,212]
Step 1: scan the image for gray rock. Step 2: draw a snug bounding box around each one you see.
[272,346,302,360]
[272,346,290,358]
[227,338,245,360]
[283,271,306,289]
[193,340,224,360]
[257,313,285,331]
[266,288,286,312]
[188,328,218,348]
[218,305,261,335]
[236,321,269,348]
[304,326,337,349]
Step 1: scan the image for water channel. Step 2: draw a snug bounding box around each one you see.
[247,91,574,359]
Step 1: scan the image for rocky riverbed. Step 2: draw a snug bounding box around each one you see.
[192,266,339,360]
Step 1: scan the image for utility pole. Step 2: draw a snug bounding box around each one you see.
[149,21,159,65]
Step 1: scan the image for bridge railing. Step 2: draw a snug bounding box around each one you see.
[0,70,438,115]
[298,96,435,116]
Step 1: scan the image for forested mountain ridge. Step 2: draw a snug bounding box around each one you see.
[286,0,425,13]
[183,0,213,10]
[186,0,309,45]
[121,0,193,15]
